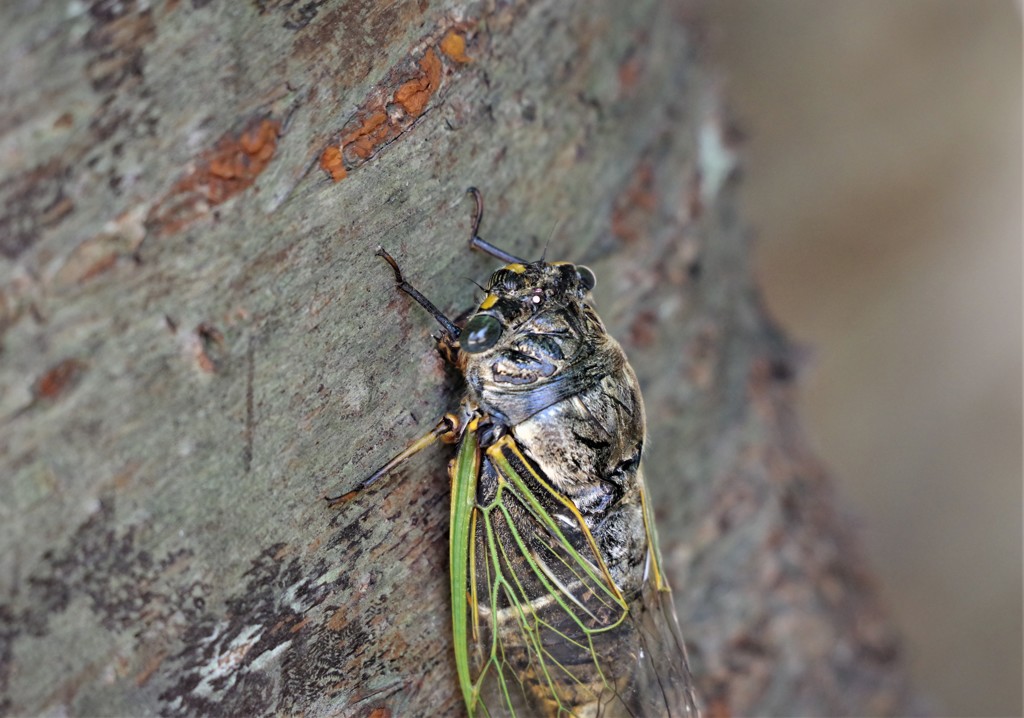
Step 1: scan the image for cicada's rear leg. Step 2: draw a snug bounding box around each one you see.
[326,410,466,505]
[327,243,478,504]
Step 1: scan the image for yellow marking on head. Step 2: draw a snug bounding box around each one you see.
[550,261,572,266]
[479,294,498,310]
[504,263,526,273]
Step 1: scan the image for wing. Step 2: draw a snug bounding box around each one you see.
[451,431,699,718]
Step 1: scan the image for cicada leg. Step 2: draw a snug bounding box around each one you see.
[326,411,463,505]
[465,187,528,265]
[376,246,461,342]
[376,245,467,367]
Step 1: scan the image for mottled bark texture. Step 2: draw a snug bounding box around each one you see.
[0,1,922,716]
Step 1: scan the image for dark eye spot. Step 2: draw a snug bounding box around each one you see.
[576,265,597,291]
[462,314,503,353]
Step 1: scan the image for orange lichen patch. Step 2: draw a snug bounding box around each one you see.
[340,109,389,162]
[34,358,87,401]
[610,160,657,244]
[319,145,347,182]
[439,30,472,63]
[205,119,279,201]
[331,40,460,176]
[146,117,280,236]
[368,708,392,718]
[334,47,442,171]
[394,48,442,117]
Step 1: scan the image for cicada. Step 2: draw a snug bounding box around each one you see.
[332,189,700,717]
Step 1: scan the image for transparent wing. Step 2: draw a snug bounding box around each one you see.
[456,435,698,718]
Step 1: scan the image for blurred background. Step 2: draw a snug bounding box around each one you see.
[706,2,1022,716]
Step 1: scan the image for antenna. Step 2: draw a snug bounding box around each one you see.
[540,218,562,263]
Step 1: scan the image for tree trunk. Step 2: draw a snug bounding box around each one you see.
[0,1,923,716]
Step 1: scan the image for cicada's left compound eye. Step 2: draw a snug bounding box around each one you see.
[576,265,597,292]
[462,314,503,353]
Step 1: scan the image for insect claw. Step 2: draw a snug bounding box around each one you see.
[376,246,405,282]
[466,186,484,240]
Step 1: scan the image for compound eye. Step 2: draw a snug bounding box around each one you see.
[576,265,597,291]
[462,314,503,353]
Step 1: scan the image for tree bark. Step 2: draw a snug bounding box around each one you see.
[0,1,923,716]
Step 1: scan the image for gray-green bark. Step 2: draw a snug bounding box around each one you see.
[0,1,922,716]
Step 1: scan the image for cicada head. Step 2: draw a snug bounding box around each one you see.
[458,260,620,421]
